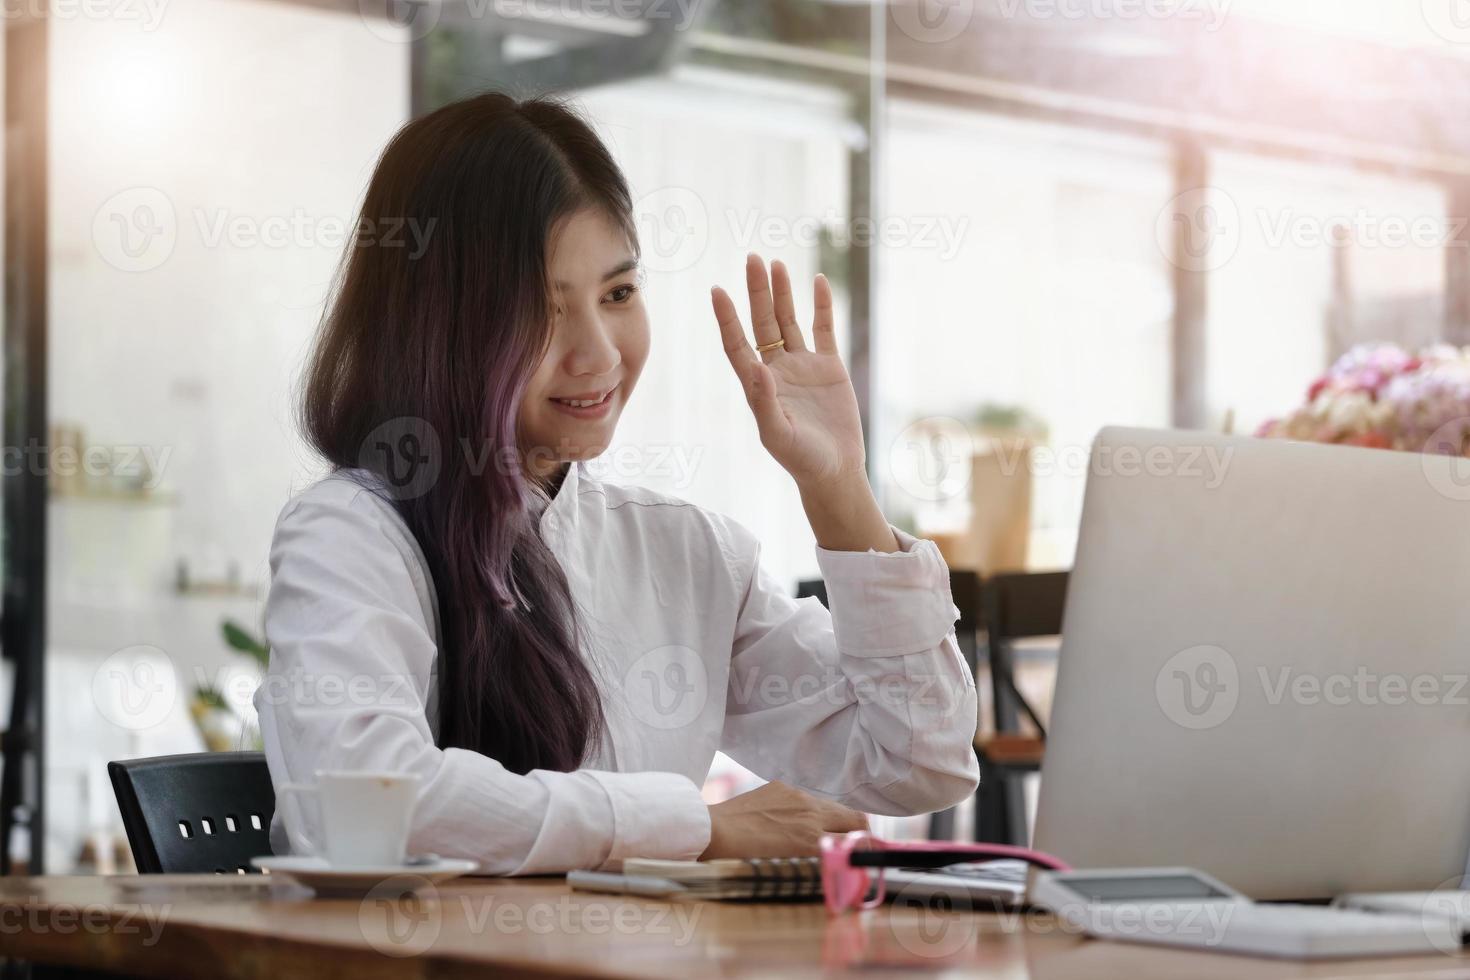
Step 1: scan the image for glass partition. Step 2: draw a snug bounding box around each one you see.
[45,0,408,872]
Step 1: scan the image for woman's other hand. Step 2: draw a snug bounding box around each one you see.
[701,780,869,860]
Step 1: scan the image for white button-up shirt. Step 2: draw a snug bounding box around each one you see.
[254,459,980,874]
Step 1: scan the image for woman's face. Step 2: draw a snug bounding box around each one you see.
[517,207,649,482]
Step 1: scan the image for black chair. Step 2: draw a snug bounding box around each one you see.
[975,571,1068,846]
[108,752,276,874]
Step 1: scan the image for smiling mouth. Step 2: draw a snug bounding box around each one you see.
[551,387,616,409]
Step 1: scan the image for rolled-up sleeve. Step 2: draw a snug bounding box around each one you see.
[715,516,980,816]
[254,484,711,875]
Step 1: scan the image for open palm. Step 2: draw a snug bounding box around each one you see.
[711,254,867,488]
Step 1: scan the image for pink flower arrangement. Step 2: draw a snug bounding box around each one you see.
[1257,343,1470,456]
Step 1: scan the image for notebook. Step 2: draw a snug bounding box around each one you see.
[569,857,824,902]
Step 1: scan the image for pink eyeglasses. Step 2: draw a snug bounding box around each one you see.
[819,830,1071,914]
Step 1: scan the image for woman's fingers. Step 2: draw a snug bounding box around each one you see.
[746,253,805,360]
[712,284,759,381]
[770,259,809,353]
[711,285,791,445]
[812,273,837,356]
[745,253,782,358]
[725,255,827,362]
[827,805,870,834]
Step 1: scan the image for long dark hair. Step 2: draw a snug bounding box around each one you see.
[301,93,637,774]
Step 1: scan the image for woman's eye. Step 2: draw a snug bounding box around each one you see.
[606,284,638,304]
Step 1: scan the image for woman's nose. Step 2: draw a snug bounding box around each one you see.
[561,310,621,377]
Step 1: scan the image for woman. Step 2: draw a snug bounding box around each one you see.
[254,92,979,875]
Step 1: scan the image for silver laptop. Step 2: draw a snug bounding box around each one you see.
[1032,426,1470,901]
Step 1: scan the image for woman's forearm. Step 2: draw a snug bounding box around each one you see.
[797,472,900,554]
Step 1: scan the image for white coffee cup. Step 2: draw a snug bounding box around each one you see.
[280,770,422,868]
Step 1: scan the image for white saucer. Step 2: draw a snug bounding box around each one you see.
[250,856,478,896]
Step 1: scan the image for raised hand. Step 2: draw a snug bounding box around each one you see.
[711,253,867,490]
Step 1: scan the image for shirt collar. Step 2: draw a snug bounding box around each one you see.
[532,458,589,535]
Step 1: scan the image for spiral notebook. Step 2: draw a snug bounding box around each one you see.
[569,857,823,902]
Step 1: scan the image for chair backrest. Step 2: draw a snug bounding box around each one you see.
[795,578,827,606]
[108,752,276,874]
[983,571,1069,735]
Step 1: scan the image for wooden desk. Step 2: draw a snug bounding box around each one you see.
[2,874,1467,979]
